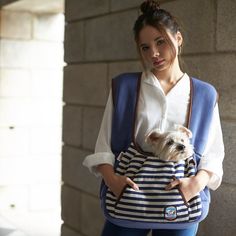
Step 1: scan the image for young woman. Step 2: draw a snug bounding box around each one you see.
[83,1,224,235]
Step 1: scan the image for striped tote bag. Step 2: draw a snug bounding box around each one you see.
[105,143,202,224]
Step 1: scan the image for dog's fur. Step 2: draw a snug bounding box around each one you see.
[145,125,194,162]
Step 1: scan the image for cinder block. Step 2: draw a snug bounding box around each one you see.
[198,183,236,236]
[0,39,30,68]
[30,41,64,68]
[63,64,108,106]
[0,98,31,126]
[0,10,31,39]
[217,0,236,51]
[0,99,62,130]
[82,107,105,150]
[184,54,236,118]
[221,121,236,185]
[30,98,62,126]
[64,21,84,63]
[61,224,82,236]
[0,157,30,185]
[110,0,182,12]
[65,0,109,21]
[29,127,62,155]
[33,13,64,41]
[0,40,63,69]
[81,193,104,236]
[28,157,61,184]
[85,10,138,61]
[61,185,82,231]
[0,31,63,69]
[62,145,100,196]
[110,0,141,11]
[0,127,29,157]
[163,0,215,54]
[31,69,63,98]
[1,0,63,13]
[62,105,82,147]
[0,69,31,97]
[0,185,28,210]
[29,184,61,210]
[0,155,61,185]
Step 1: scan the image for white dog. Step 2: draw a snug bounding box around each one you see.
[145,125,194,162]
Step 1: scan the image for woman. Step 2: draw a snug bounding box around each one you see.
[83,1,224,235]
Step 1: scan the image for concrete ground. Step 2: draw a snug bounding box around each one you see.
[0,209,62,236]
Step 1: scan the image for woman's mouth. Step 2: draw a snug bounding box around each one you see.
[153,59,165,66]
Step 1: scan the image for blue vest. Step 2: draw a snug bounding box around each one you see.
[111,72,217,163]
[101,72,217,229]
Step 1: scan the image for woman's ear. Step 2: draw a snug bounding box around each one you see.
[176,31,183,47]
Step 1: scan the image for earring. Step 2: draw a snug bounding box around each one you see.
[178,45,182,55]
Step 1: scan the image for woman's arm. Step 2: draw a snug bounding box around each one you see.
[83,90,139,196]
[97,164,139,198]
[198,103,225,190]
[166,103,224,201]
[83,91,115,176]
[166,169,213,202]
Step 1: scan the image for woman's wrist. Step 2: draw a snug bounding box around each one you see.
[96,164,116,186]
[194,169,213,191]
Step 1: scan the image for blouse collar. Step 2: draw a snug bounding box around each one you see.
[142,71,190,95]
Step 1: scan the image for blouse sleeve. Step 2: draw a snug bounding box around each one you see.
[198,103,225,190]
[83,90,115,177]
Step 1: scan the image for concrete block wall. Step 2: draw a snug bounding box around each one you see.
[62,0,236,235]
[0,9,64,212]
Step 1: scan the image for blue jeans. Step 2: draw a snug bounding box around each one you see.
[101,220,198,236]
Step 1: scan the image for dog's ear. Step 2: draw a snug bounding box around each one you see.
[145,129,163,144]
[175,124,192,138]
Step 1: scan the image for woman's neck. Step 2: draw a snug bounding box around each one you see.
[153,61,183,82]
[152,61,184,94]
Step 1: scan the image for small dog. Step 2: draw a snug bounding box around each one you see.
[145,125,194,162]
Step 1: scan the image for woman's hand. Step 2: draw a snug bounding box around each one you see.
[97,164,139,198]
[106,174,139,198]
[165,169,213,202]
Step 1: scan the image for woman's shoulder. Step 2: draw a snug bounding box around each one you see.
[190,77,218,103]
[112,72,142,90]
[112,72,142,81]
[190,77,217,94]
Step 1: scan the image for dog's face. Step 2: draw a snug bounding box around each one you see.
[145,125,194,162]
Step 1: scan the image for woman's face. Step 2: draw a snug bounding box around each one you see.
[138,25,182,73]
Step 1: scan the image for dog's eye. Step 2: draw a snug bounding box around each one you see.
[181,139,184,142]
[167,139,174,146]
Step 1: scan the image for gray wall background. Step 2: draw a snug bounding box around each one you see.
[62,0,235,236]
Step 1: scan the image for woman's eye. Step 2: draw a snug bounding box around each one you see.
[156,39,165,46]
[141,46,149,52]
[167,139,174,146]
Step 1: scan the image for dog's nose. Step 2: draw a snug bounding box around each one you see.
[177,144,185,151]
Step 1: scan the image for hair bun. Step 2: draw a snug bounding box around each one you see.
[140,0,161,15]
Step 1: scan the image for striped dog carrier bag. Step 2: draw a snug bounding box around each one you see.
[105,143,202,223]
[100,72,217,229]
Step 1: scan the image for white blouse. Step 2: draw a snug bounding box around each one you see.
[83,72,225,190]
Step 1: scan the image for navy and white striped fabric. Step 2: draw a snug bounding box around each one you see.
[105,143,202,223]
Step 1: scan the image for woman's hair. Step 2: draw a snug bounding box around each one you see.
[133,0,184,68]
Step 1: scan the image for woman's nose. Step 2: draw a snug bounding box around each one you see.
[151,47,160,57]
